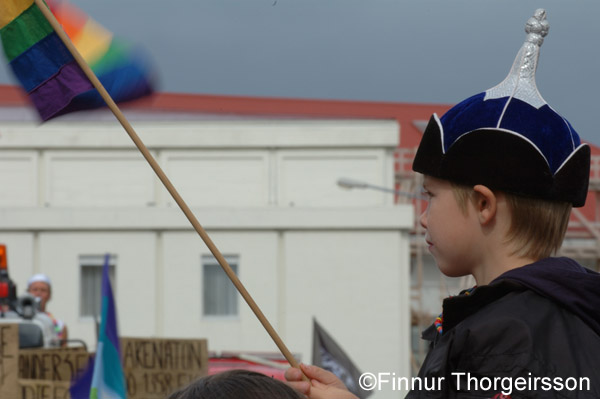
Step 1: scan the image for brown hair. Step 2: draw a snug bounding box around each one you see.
[166,369,302,399]
[451,183,571,260]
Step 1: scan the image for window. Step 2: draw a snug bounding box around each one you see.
[79,254,116,317]
[202,254,238,317]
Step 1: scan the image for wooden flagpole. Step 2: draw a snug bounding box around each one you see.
[34,0,304,373]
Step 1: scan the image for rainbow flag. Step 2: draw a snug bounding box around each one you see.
[70,253,126,399]
[0,0,154,120]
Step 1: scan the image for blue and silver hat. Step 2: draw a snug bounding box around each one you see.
[413,9,590,207]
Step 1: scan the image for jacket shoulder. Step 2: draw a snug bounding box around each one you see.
[415,288,600,398]
[454,289,600,371]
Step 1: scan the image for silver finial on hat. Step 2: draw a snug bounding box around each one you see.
[484,9,550,111]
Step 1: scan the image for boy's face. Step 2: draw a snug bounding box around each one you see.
[420,176,481,277]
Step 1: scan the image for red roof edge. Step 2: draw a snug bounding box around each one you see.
[0,84,451,119]
[0,85,29,105]
[1,84,453,148]
[131,91,452,121]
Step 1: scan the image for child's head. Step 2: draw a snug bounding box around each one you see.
[414,9,589,272]
[451,183,571,260]
[420,175,571,284]
[166,369,303,399]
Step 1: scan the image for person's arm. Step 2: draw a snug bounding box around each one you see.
[61,324,68,347]
[285,364,359,399]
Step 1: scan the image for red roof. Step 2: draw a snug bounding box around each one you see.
[0,84,451,149]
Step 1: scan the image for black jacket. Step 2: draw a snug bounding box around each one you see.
[407,257,600,398]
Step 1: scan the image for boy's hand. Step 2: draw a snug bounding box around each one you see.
[285,364,359,399]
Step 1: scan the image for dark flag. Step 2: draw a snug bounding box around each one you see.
[312,318,373,399]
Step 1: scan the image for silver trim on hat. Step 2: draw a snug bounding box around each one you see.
[484,8,549,110]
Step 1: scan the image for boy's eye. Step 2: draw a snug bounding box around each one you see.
[421,188,432,199]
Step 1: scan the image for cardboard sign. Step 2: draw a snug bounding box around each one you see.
[19,347,90,381]
[18,380,71,399]
[0,324,19,398]
[121,337,208,399]
[0,333,208,399]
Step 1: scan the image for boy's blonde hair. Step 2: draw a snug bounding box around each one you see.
[451,183,571,260]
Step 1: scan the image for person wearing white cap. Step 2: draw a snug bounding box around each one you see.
[27,273,68,346]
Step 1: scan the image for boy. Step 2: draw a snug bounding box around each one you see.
[286,9,600,398]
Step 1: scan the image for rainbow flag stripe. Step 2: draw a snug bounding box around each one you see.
[0,0,154,120]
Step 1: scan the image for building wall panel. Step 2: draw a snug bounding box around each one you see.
[0,151,37,206]
[277,150,393,207]
[44,151,155,207]
[283,230,411,397]
[161,151,269,207]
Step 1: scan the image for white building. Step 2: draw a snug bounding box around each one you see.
[0,88,415,398]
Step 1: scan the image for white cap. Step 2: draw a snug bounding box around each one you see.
[27,273,52,288]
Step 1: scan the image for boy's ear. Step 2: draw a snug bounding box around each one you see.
[472,185,497,224]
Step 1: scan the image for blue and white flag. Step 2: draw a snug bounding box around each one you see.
[70,253,126,398]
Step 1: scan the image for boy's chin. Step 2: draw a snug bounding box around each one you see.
[437,264,471,278]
